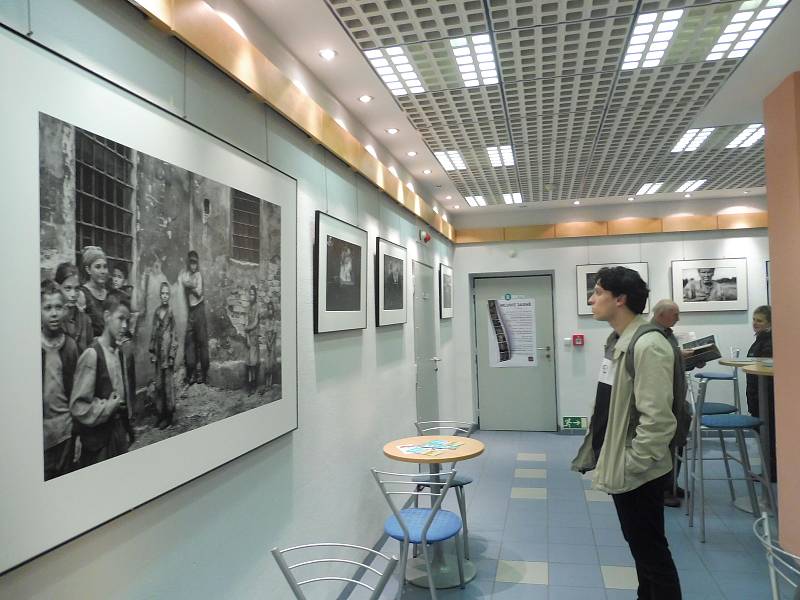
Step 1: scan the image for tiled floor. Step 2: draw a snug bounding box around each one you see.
[381,430,788,600]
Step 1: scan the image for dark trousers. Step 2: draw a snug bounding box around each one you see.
[185,302,209,380]
[44,437,74,481]
[612,474,682,600]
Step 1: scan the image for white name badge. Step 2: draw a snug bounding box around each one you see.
[598,357,617,386]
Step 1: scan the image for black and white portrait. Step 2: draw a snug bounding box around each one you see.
[575,263,649,315]
[672,258,748,312]
[325,235,362,312]
[440,263,454,319]
[38,113,282,481]
[383,255,404,310]
[375,238,407,326]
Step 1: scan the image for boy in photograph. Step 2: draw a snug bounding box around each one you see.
[149,282,177,429]
[54,262,93,354]
[683,267,730,302]
[70,294,135,467]
[41,281,79,480]
[179,250,209,385]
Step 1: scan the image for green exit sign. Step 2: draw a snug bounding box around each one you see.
[562,416,587,430]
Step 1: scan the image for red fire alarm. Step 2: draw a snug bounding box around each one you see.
[419,229,431,243]
[572,334,585,347]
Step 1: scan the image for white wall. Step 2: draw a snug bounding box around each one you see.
[0,1,454,598]
[446,230,770,425]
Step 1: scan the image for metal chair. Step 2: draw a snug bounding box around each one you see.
[753,513,800,600]
[271,542,398,599]
[413,420,477,559]
[372,468,465,600]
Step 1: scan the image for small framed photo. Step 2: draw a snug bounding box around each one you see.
[672,258,748,312]
[576,263,649,315]
[766,260,771,304]
[314,211,368,333]
[375,237,407,326]
[440,263,454,319]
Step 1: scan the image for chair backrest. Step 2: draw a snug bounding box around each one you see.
[415,420,477,437]
[753,513,800,600]
[271,542,398,600]
[371,468,457,545]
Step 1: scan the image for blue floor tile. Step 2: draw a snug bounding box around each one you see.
[498,539,548,562]
[548,562,604,588]
[596,545,635,567]
[549,586,608,599]
[548,526,595,545]
[605,590,637,600]
[491,582,548,599]
[549,543,599,565]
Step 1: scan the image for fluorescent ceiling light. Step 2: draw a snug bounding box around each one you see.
[621,10,683,70]
[671,127,715,152]
[363,48,424,96]
[318,49,337,61]
[464,195,486,207]
[450,34,500,88]
[502,193,523,204]
[706,1,784,62]
[487,145,515,167]
[636,182,664,195]
[434,150,466,171]
[726,124,764,148]
[676,179,707,193]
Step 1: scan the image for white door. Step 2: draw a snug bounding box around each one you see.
[474,275,557,431]
[413,261,439,423]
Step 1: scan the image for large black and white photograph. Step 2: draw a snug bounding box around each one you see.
[38,113,283,480]
[314,211,368,333]
[672,258,748,312]
[375,238,407,326]
[440,263,454,319]
[576,263,649,315]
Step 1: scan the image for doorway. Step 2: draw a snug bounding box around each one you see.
[473,275,557,431]
[413,260,439,423]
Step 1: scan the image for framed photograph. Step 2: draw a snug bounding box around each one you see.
[672,258,748,312]
[1,43,298,574]
[375,238,407,327]
[576,263,650,315]
[440,263,454,319]
[314,211,368,333]
[766,260,771,304]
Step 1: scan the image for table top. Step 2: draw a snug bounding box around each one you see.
[383,435,485,464]
[718,358,757,367]
[743,363,774,377]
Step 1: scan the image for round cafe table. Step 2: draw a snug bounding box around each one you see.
[383,435,485,589]
[743,362,775,486]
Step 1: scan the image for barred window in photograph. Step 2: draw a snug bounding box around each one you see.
[231,189,261,263]
[74,129,134,270]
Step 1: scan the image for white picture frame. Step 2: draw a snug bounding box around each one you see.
[439,263,454,319]
[375,238,407,327]
[575,263,650,316]
[314,211,368,333]
[671,258,749,312]
[1,38,298,574]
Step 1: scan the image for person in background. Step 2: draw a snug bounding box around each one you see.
[41,280,79,480]
[263,300,278,391]
[79,245,109,338]
[54,262,93,354]
[149,282,177,429]
[244,285,260,394]
[573,267,681,600]
[684,267,725,302]
[746,305,775,482]
[70,294,135,467]
[179,250,209,385]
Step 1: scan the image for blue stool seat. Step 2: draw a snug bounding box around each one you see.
[701,402,737,415]
[384,508,462,544]
[413,473,474,487]
[701,414,762,429]
[695,371,735,381]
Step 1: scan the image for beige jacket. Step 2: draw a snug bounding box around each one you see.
[572,315,676,494]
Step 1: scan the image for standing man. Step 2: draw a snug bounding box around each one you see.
[573,267,681,599]
[179,250,209,385]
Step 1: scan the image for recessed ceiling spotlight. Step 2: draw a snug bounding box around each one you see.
[318,49,337,61]
[573,200,581,206]
[453,204,460,209]
[445,195,452,200]
[744,190,749,194]
[423,169,432,175]
[358,95,373,103]
[628,196,635,202]
[684,193,692,198]
[407,151,417,157]
[385,128,399,135]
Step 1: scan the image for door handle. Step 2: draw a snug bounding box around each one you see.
[536,346,552,359]
[430,357,441,372]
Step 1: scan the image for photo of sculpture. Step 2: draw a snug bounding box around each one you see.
[38,113,282,480]
[325,235,362,311]
[442,272,453,309]
[383,254,403,310]
[682,267,738,302]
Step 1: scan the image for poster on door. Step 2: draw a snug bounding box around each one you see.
[487,296,537,367]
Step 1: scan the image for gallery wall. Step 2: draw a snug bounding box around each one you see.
[0,1,454,598]
[444,229,770,424]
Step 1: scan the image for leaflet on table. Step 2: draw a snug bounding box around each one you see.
[396,439,464,455]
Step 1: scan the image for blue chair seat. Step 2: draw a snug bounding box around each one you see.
[701,402,737,415]
[384,508,462,544]
[701,414,762,429]
[413,473,474,487]
[695,371,735,381]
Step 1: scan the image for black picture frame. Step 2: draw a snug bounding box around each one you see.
[375,237,407,326]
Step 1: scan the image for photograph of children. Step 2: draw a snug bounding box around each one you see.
[682,267,738,302]
[38,113,282,479]
[383,254,404,311]
[325,235,362,311]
